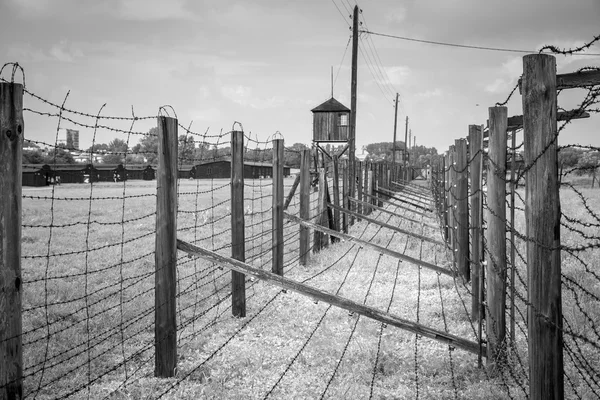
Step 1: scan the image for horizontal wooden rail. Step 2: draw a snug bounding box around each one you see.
[327,203,444,246]
[348,197,439,229]
[363,193,434,219]
[389,181,433,200]
[374,189,433,212]
[284,213,452,276]
[382,185,432,206]
[176,239,483,355]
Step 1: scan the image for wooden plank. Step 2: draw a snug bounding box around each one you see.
[177,239,482,355]
[374,189,432,212]
[468,125,483,322]
[283,173,301,210]
[299,150,310,266]
[155,115,178,377]
[505,110,590,131]
[231,130,246,317]
[385,183,432,205]
[285,213,452,277]
[347,197,438,229]
[486,106,508,368]
[523,54,563,400]
[363,192,433,219]
[557,69,600,89]
[313,169,329,251]
[272,139,284,276]
[455,138,470,281]
[0,82,24,398]
[356,161,363,221]
[390,180,431,198]
[332,155,341,234]
[328,203,444,245]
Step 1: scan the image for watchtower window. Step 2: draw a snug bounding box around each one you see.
[338,113,348,126]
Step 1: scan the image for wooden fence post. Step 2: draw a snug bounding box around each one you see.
[448,147,456,255]
[522,53,562,399]
[342,160,348,233]
[299,149,310,265]
[486,106,508,368]
[0,81,24,398]
[155,115,178,377]
[455,138,470,281]
[272,138,284,276]
[332,155,341,234]
[468,125,483,321]
[356,161,363,221]
[315,169,329,250]
[364,161,370,214]
[442,155,449,242]
[231,130,246,317]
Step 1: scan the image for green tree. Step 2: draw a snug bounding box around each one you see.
[179,135,196,164]
[23,150,45,164]
[103,138,129,164]
[133,128,159,164]
[558,147,584,170]
[284,143,309,168]
[44,148,75,164]
[575,151,600,176]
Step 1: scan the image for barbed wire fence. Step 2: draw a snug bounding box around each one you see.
[432,42,600,399]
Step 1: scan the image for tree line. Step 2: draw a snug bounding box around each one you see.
[22,128,310,168]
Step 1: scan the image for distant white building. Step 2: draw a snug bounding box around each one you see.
[356,146,369,161]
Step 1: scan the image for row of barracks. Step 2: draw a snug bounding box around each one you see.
[22,159,291,187]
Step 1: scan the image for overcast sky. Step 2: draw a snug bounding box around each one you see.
[2,0,599,153]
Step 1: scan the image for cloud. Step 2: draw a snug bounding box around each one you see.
[385,7,407,24]
[49,41,83,63]
[384,66,411,86]
[416,88,443,99]
[116,0,193,20]
[484,78,511,94]
[221,85,286,109]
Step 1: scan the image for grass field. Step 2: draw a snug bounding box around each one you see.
[17,177,600,399]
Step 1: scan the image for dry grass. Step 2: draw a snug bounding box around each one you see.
[18,178,600,399]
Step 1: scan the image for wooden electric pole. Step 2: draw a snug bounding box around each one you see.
[403,116,409,180]
[349,5,359,223]
[392,93,399,174]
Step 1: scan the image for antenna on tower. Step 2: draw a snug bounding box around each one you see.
[331,66,334,98]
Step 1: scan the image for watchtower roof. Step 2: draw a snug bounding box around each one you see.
[311,97,350,113]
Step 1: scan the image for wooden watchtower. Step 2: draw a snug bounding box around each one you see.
[311,97,350,143]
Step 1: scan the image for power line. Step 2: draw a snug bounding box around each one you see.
[361,29,600,56]
[334,35,353,90]
[329,0,351,27]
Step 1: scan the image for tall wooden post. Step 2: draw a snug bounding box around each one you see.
[231,131,246,317]
[442,155,449,242]
[315,169,329,250]
[272,138,284,276]
[363,161,370,214]
[509,128,517,345]
[299,150,310,265]
[356,161,363,221]
[486,106,508,368]
[348,5,359,227]
[342,159,348,233]
[332,155,341,234]
[455,139,470,281]
[469,125,483,321]
[392,93,399,174]
[155,115,178,377]
[0,82,24,398]
[522,54,562,399]
[404,116,409,181]
[448,147,456,254]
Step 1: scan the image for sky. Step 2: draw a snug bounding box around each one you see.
[1,0,599,153]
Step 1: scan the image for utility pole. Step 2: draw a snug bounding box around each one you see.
[413,135,416,148]
[392,93,399,171]
[404,116,409,180]
[349,5,359,222]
